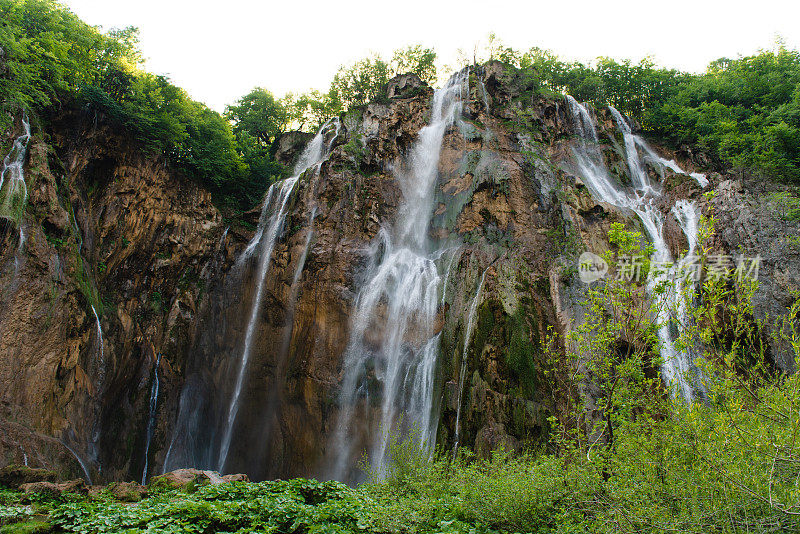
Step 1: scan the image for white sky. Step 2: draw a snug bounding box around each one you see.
[63,0,800,112]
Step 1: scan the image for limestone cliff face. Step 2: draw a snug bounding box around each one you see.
[1,62,798,484]
[1,109,226,483]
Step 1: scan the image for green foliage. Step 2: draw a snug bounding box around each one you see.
[495,41,800,183]
[390,45,438,86]
[0,0,141,128]
[225,88,290,147]
[297,45,438,119]
[645,47,800,182]
[769,190,800,220]
[358,231,800,533]
[0,520,52,534]
[49,480,369,534]
[330,54,391,111]
[0,0,260,208]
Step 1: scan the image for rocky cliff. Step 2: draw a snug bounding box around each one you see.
[1,61,798,484]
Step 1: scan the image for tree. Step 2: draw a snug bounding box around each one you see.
[225,88,289,147]
[390,45,437,85]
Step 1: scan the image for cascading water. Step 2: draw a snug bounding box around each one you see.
[567,97,706,400]
[87,304,106,466]
[216,118,340,472]
[608,105,708,189]
[608,107,654,194]
[141,353,161,484]
[90,306,104,381]
[163,118,340,476]
[248,208,319,474]
[0,115,31,220]
[277,207,317,362]
[636,141,709,188]
[13,224,26,277]
[440,248,462,307]
[565,96,630,209]
[478,78,490,112]
[452,268,488,455]
[327,71,467,482]
[60,440,92,485]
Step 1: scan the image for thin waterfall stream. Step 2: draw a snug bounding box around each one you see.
[452,267,488,455]
[141,352,161,484]
[216,118,340,472]
[277,206,317,363]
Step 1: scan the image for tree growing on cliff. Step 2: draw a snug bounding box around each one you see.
[322,45,438,114]
[562,224,663,463]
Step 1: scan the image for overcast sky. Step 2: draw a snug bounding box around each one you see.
[63,0,800,111]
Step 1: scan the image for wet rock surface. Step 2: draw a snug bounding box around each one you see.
[1,68,798,484]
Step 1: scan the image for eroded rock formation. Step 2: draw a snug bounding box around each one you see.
[1,62,797,484]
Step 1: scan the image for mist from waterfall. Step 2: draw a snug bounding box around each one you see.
[567,97,706,401]
[327,71,467,482]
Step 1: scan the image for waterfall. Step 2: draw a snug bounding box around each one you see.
[87,304,106,469]
[60,441,92,485]
[567,98,705,400]
[452,267,488,455]
[216,118,340,472]
[612,107,710,190]
[671,200,706,398]
[566,96,598,145]
[0,114,31,220]
[478,79,490,112]
[566,97,630,209]
[608,106,653,194]
[90,306,105,386]
[327,71,467,482]
[440,248,461,306]
[636,140,709,188]
[13,224,26,277]
[277,207,316,361]
[141,352,161,484]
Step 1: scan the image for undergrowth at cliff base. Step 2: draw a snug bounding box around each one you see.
[3,351,800,534]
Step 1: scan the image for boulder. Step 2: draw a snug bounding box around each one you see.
[386,73,428,99]
[151,468,246,489]
[108,481,148,502]
[0,465,57,489]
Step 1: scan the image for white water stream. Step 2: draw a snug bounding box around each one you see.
[0,115,31,218]
[141,352,161,484]
[452,268,488,454]
[217,118,340,471]
[328,71,467,481]
[567,97,706,400]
